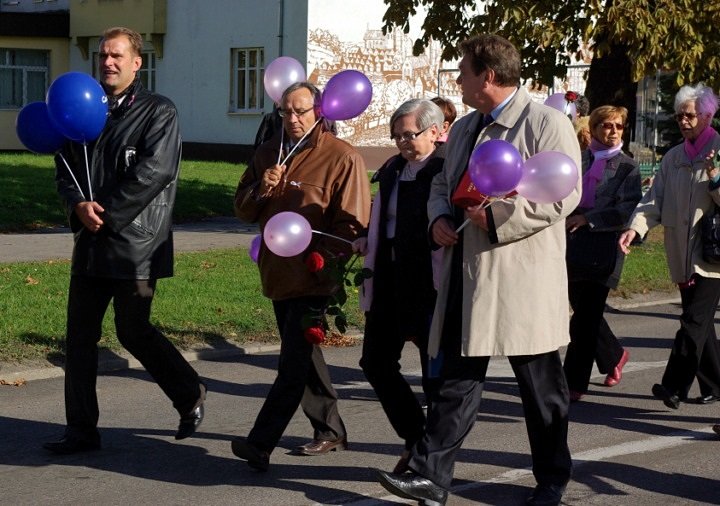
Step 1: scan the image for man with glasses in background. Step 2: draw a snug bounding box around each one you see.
[232,81,370,471]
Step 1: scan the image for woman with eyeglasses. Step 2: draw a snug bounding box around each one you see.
[352,98,445,473]
[620,84,720,409]
[563,105,642,402]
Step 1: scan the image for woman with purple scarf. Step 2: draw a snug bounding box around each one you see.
[563,105,642,402]
[620,84,720,409]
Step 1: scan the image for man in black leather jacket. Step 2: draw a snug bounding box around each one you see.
[44,27,206,455]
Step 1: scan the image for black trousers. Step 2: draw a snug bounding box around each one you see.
[564,280,624,392]
[661,275,720,398]
[247,296,346,453]
[64,275,201,442]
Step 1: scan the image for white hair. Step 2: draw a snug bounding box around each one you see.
[674,83,719,116]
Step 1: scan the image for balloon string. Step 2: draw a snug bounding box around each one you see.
[311,229,353,245]
[276,127,284,165]
[278,119,321,167]
[453,195,495,233]
[83,143,94,201]
[58,153,87,202]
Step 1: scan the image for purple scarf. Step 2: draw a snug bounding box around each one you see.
[684,126,717,161]
[578,138,623,208]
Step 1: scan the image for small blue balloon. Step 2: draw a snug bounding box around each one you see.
[46,72,108,143]
[15,102,66,154]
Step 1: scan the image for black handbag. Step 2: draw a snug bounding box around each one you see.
[701,205,720,264]
[566,227,618,279]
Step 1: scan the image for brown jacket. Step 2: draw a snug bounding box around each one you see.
[235,126,371,301]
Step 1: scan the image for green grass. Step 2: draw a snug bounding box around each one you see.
[0,248,364,363]
[613,227,676,297]
[0,153,244,231]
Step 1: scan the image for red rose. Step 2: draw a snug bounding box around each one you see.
[304,326,326,344]
[305,251,325,273]
[565,91,578,102]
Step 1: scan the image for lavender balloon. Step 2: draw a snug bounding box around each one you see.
[249,234,262,263]
[320,70,372,121]
[263,211,312,257]
[516,151,579,204]
[468,139,523,198]
[264,57,307,103]
[544,93,577,121]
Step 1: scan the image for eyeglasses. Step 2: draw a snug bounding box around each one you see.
[278,107,314,119]
[601,122,625,131]
[391,125,431,143]
[674,112,698,122]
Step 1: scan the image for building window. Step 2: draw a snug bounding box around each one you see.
[0,49,49,109]
[231,47,264,112]
[91,50,155,91]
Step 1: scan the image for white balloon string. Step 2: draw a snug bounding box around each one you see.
[83,143,94,201]
[311,229,353,245]
[453,195,497,233]
[58,153,87,201]
[276,127,284,165]
[278,119,321,167]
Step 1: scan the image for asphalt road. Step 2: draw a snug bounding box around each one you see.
[1,300,719,505]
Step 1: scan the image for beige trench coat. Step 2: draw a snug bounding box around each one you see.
[628,132,720,283]
[427,88,582,358]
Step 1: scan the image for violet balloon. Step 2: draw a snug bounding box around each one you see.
[263,211,312,257]
[249,234,262,263]
[468,139,523,197]
[264,57,307,103]
[320,70,372,121]
[516,151,579,204]
[543,93,577,121]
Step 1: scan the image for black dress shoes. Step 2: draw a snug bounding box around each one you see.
[526,483,566,506]
[377,470,448,506]
[175,382,207,440]
[43,435,101,455]
[231,437,270,472]
[651,383,680,409]
[691,394,720,404]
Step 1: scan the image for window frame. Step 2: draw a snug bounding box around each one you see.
[0,48,50,110]
[230,47,264,113]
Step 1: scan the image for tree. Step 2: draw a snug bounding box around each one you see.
[382,0,720,146]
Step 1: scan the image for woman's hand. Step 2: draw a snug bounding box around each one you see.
[566,214,588,233]
[618,229,637,255]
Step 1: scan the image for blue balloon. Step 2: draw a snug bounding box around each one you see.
[15,102,67,154]
[46,72,108,143]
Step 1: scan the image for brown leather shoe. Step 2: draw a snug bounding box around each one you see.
[293,437,348,456]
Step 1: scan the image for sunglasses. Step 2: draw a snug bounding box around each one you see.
[601,122,624,131]
[674,112,698,122]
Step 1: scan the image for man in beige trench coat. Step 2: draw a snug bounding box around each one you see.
[377,34,582,506]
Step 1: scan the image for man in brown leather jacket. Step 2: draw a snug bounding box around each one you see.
[231,81,370,471]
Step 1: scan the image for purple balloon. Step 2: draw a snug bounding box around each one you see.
[264,57,306,103]
[516,151,579,204]
[320,70,372,121]
[15,102,66,154]
[249,234,262,263]
[263,211,312,257]
[544,93,577,121]
[468,139,523,197]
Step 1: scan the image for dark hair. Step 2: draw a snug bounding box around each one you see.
[280,81,322,108]
[575,95,590,117]
[459,34,520,86]
[430,96,457,126]
[101,27,143,56]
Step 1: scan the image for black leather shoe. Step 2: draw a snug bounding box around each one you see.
[231,437,270,472]
[651,383,680,409]
[43,435,100,455]
[377,470,448,506]
[691,394,720,404]
[175,382,207,440]
[526,483,566,505]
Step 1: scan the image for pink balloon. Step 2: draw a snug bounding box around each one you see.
[264,57,307,103]
[320,70,372,121]
[249,234,261,263]
[263,211,312,257]
[516,151,579,204]
[544,93,577,121]
[468,139,523,197]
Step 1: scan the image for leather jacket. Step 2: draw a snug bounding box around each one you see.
[55,81,181,280]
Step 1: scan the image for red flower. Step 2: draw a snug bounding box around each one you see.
[304,326,326,344]
[305,251,325,273]
[565,91,578,102]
